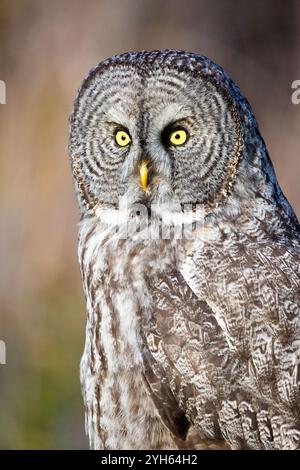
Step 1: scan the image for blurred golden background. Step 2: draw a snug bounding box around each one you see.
[0,0,299,449]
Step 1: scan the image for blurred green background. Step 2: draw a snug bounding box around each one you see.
[0,0,299,449]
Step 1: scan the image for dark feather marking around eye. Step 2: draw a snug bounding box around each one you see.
[161,122,190,148]
[106,121,131,136]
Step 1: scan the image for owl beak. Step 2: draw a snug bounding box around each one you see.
[139,160,151,192]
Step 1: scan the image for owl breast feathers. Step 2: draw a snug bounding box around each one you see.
[69,50,300,450]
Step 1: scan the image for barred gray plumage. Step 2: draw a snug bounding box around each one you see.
[68,49,300,450]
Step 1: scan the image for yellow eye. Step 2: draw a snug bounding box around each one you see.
[169,129,188,146]
[115,130,131,147]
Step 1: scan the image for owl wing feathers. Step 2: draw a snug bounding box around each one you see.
[141,340,191,442]
[143,269,235,448]
[143,239,300,449]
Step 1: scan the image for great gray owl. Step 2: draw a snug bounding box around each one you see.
[68,50,300,450]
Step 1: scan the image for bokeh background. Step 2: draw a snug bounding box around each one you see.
[0,0,299,449]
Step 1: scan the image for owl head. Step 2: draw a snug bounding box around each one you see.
[69,50,291,229]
